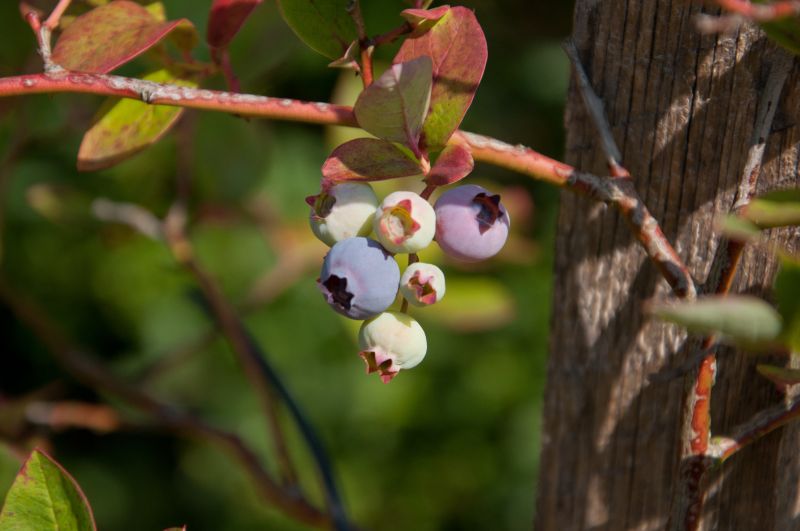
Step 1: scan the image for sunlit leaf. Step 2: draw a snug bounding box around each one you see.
[651,295,783,348]
[718,214,762,242]
[743,188,800,229]
[354,57,433,151]
[0,449,96,531]
[401,5,451,35]
[321,138,423,188]
[207,0,263,49]
[394,6,487,151]
[78,69,196,171]
[52,1,197,74]
[426,143,473,185]
[276,0,358,60]
[757,364,800,387]
[775,256,800,351]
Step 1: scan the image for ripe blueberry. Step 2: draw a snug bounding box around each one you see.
[358,311,427,383]
[318,237,400,319]
[307,183,378,247]
[373,191,436,254]
[433,184,510,262]
[399,262,446,307]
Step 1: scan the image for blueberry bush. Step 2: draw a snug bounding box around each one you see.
[0,1,799,531]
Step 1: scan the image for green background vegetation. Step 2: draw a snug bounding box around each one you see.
[0,1,575,529]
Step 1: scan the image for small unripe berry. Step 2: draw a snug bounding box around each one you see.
[307,183,378,247]
[318,237,399,319]
[373,191,436,254]
[399,262,446,307]
[434,184,510,262]
[358,311,427,383]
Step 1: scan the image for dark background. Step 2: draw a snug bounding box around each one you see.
[0,1,575,529]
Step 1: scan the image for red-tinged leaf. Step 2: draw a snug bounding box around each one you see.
[52,1,198,74]
[426,143,473,185]
[207,0,263,49]
[163,527,187,531]
[402,5,451,23]
[322,138,423,189]
[0,449,97,531]
[78,69,196,171]
[757,364,800,388]
[328,40,359,70]
[354,56,433,153]
[394,6,487,151]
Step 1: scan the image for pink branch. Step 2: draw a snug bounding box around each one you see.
[0,71,697,299]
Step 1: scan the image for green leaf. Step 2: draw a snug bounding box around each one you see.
[401,6,451,35]
[752,0,800,55]
[321,138,423,188]
[276,0,358,60]
[743,188,800,229]
[78,69,196,171]
[651,295,783,348]
[718,214,762,242]
[394,6,488,151]
[775,256,800,351]
[52,1,198,74]
[0,449,96,531]
[354,57,433,151]
[757,364,800,387]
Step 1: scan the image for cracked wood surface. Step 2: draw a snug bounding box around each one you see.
[536,1,800,530]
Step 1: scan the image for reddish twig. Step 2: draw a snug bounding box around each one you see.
[669,49,793,531]
[210,47,241,93]
[347,0,373,87]
[43,0,72,30]
[562,40,697,298]
[713,0,800,21]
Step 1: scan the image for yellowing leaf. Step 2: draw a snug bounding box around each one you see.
[78,69,196,171]
[0,449,96,531]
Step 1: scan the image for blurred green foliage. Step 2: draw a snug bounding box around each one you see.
[0,1,574,529]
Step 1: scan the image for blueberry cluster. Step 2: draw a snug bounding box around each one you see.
[308,183,510,383]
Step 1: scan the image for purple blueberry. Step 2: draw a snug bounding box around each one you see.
[433,184,510,262]
[318,237,400,319]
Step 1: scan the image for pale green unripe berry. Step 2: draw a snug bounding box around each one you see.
[308,183,378,247]
[373,191,436,254]
[358,311,427,383]
[399,262,446,307]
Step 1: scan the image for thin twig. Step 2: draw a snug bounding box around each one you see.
[0,277,330,527]
[561,41,697,298]
[43,0,73,30]
[162,206,350,530]
[347,0,373,87]
[563,40,628,178]
[669,48,793,531]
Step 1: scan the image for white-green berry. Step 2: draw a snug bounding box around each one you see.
[358,311,427,383]
[307,183,378,246]
[373,191,436,254]
[399,262,446,307]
